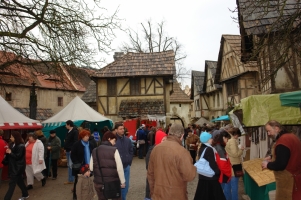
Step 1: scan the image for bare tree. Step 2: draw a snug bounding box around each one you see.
[120,20,190,83]
[0,0,121,74]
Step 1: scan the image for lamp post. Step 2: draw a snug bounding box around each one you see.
[29,81,37,119]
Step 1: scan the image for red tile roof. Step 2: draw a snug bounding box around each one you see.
[0,51,91,91]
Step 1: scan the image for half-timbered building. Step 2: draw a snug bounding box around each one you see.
[203,61,223,120]
[237,0,301,94]
[215,35,259,112]
[92,51,175,123]
[190,70,207,121]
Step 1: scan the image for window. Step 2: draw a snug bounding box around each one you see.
[107,79,117,96]
[5,92,12,101]
[226,80,238,96]
[130,78,140,95]
[195,99,200,110]
[58,97,63,106]
[217,93,220,107]
[179,104,181,107]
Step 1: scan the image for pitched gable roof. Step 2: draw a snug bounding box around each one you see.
[93,51,176,78]
[215,35,257,83]
[190,70,205,99]
[82,80,96,103]
[0,51,91,91]
[170,82,193,103]
[203,60,221,92]
[237,0,301,35]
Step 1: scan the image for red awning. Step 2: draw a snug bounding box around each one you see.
[0,122,43,130]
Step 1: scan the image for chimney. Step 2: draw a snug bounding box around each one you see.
[113,52,124,61]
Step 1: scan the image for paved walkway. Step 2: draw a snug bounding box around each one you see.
[0,157,246,200]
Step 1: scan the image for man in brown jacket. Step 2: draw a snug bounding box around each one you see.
[185,129,200,164]
[147,123,196,200]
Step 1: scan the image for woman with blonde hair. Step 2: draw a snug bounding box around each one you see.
[225,127,244,200]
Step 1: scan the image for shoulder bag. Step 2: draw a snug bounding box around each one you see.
[72,163,82,171]
[232,164,244,177]
[194,147,215,177]
[96,147,121,199]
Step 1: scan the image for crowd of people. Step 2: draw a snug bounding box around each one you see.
[0,119,301,200]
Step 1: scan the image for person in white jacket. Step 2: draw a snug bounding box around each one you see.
[25,132,46,190]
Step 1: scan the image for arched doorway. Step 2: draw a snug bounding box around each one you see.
[170,115,185,127]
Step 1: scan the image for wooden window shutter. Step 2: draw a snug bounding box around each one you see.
[130,78,140,95]
[107,79,117,96]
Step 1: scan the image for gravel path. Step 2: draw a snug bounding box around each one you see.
[0,156,246,200]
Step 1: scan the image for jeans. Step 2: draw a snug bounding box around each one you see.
[138,144,145,158]
[221,176,239,200]
[4,175,28,200]
[66,151,74,182]
[121,165,130,200]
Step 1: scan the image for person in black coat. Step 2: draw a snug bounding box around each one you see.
[4,131,29,200]
[71,129,94,200]
[64,120,79,184]
[194,132,226,200]
[88,135,97,150]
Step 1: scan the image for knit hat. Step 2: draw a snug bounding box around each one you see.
[155,130,167,145]
[80,164,90,175]
[200,131,212,143]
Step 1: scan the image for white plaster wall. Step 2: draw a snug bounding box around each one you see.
[170,102,191,127]
[0,85,84,115]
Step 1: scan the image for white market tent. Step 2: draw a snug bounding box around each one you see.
[0,95,43,130]
[42,96,113,137]
[194,117,213,126]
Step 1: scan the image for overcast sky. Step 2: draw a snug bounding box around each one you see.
[100,0,240,86]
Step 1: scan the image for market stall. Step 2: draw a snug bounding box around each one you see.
[42,96,113,145]
[230,91,301,199]
[0,95,43,181]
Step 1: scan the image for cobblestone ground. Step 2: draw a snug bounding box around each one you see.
[0,157,246,200]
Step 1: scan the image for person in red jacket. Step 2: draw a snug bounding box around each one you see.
[212,130,232,198]
[0,129,8,186]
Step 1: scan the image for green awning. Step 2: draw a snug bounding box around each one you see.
[279,90,301,108]
[232,93,301,127]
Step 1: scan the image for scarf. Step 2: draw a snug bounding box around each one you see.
[204,142,213,148]
[81,140,90,165]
